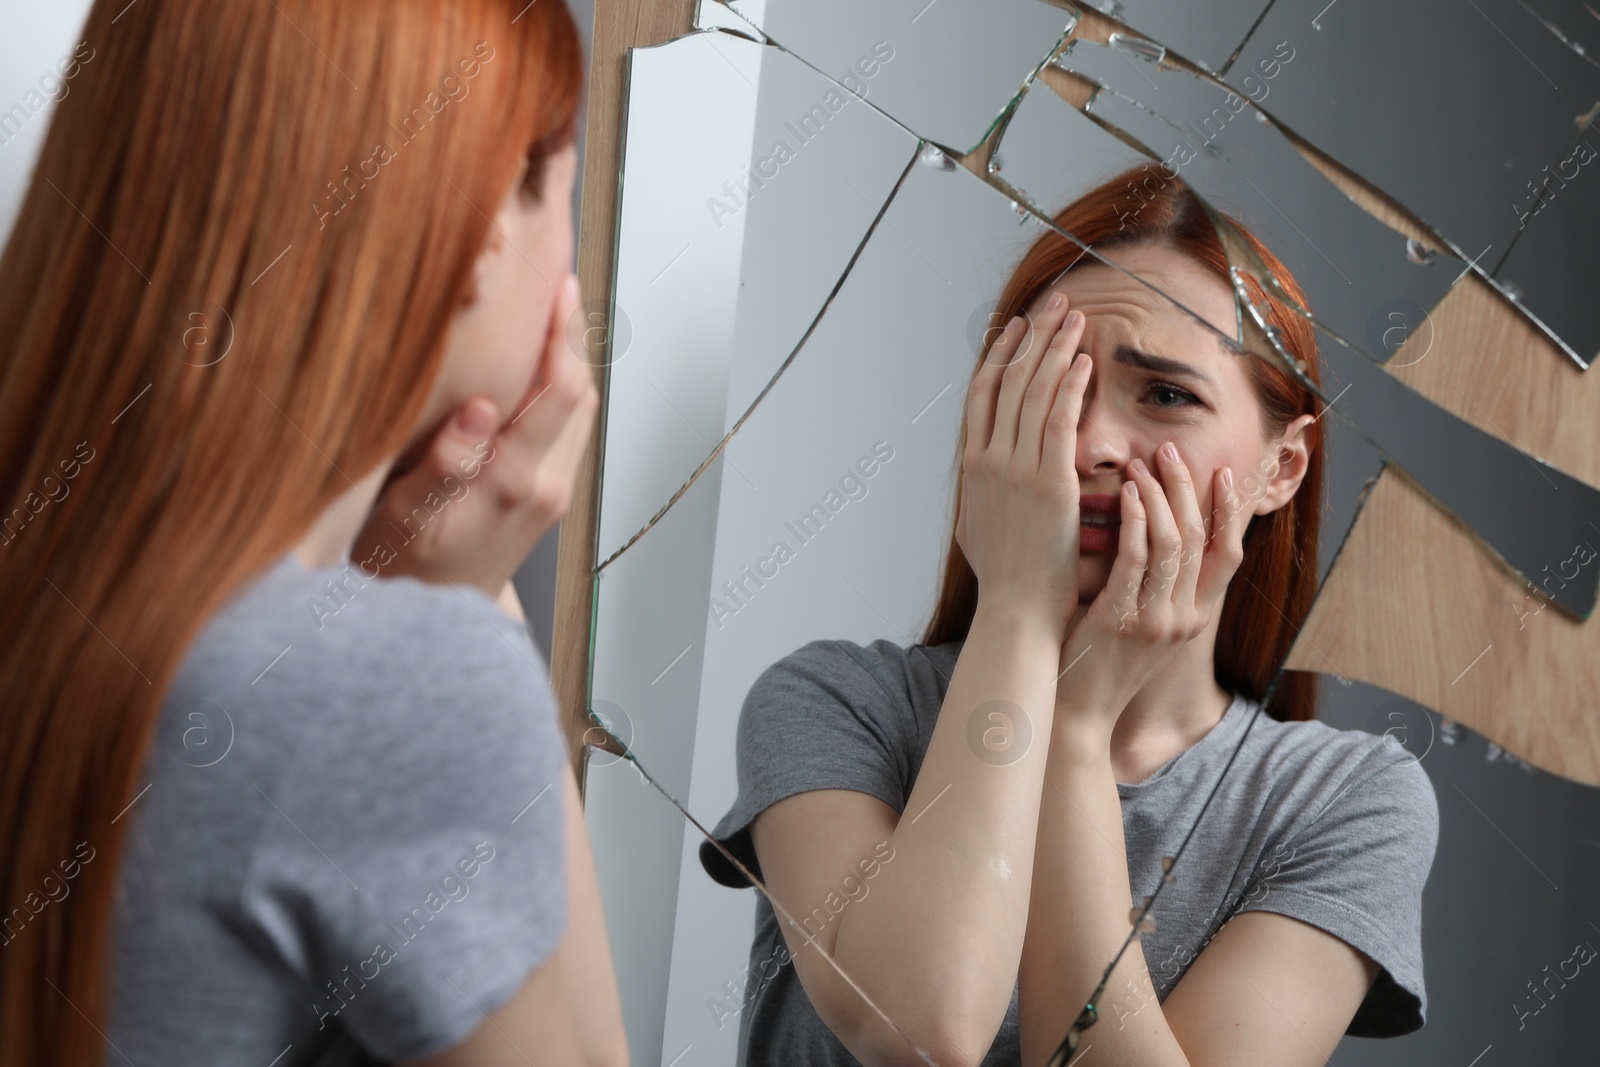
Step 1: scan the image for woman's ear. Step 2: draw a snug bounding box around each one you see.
[460,223,506,308]
[1253,412,1315,516]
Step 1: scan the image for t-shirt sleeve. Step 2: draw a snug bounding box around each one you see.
[1232,744,1440,1037]
[240,582,569,1062]
[699,638,915,889]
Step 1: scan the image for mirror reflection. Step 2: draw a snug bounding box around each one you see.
[586,5,1600,1067]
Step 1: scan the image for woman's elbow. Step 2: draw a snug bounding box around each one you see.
[834,1000,995,1067]
[585,1034,629,1067]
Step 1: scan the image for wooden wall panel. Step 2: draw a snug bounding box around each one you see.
[1287,467,1600,785]
[557,0,692,793]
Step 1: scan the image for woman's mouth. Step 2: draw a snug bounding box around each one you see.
[1079,492,1122,553]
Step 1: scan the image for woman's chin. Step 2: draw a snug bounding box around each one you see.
[1076,553,1115,603]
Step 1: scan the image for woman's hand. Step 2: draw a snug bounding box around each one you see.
[1054,444,1252,739]
[350,273,599,599]
[955,291,1093,639]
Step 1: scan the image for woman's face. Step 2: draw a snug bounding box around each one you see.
[1018,241,1314,603]
[409,143,578,449]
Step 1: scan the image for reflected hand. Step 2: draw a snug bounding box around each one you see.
[1055,444,1251,738]
[955,292,1092,638]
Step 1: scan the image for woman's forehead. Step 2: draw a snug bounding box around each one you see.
[1030,247,1237,343]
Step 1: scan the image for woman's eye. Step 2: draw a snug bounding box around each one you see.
[1144,381,1201,408]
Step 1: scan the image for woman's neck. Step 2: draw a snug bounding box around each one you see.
[291,458,395,569]
[1061,603,1234,785]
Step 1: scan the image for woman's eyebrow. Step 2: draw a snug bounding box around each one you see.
[1112,343,1217,391]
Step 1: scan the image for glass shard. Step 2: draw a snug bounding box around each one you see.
[598,31,919,567]
[1048,36,1464,365]
[1227,0,1600,368]
[1076,0,1278,75]
[720,0,1076,154]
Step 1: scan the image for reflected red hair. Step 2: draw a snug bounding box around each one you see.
[921,161,1325,723]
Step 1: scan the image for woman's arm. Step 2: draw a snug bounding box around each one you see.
[1020,721,1378,1067]
[1017,443,1374,1066]
[748,297,1097,1067]
[406,757,627,1067]
[750,603,1066,1067]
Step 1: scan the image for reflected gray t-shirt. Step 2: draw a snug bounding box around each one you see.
[698,637,1439,1066]
[107,552,569,1066]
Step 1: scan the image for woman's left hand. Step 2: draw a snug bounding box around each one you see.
[1053,442,1253,741]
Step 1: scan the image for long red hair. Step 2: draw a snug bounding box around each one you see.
[922,161,1325,723]
[0,1,582,1062]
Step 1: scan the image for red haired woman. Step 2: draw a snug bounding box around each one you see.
[701,163,1438,1067]
[0,2,623,1065]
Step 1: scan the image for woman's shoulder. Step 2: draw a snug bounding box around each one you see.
[746,634,959,724]
[168,552,561,787]
[760,634,960,688]
[196,552,543,690]
[1234,699,1439,842]
[1237,696,1416,769]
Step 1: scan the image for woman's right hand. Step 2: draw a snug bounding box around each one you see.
[350,273,599,599]
[955,291,1093,639]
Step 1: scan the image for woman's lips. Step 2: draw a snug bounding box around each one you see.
[1079,491,1122,553]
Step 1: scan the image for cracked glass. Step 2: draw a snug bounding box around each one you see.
[584,5,1600,1066]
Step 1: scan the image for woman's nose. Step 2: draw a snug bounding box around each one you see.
[1074,389,1127,474]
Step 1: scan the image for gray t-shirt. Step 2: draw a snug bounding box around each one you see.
[107,552,569,1066]
[698,636,1439,1065]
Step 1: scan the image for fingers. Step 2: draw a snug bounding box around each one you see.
[966,314,1022,454]
[1019,309,1087,470]
[1154,441,1205,609]
[499,274,591,454]
[1040,349,1091,484]
[1104,478,1147,630]
[989,292,1075,457]
[541,273,584,392]
[1195,465,1250,608]
[1126,455,1182,611]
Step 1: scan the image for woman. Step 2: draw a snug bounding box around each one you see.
[699,162,1440,1067]
[0,2,624,1065]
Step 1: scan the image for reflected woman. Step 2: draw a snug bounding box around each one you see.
[0,2,625,1066]
[701,162,1439,1067]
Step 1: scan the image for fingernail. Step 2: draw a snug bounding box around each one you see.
[1066,309,1082,328]
[563,274,580,305]
[1130,457,1148,476]
[1126,480,1139,500]
[1162,441,1178,461]
[457,402,493,439]
[1222,466,1235,489]
[1047,292,1064,311]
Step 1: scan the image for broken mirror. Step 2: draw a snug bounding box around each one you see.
[583,7,1600,1067]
